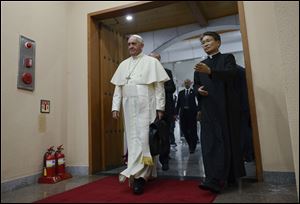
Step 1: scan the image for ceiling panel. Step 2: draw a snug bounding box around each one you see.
[199,1,238,19]
[100,1,238,35]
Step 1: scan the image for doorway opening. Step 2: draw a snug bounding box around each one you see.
[87,1,263,181]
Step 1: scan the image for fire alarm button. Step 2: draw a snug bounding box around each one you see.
[22,72,32,84]
[25,42,32,48]
[24,58,33,68]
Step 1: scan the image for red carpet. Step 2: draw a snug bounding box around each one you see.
[35,176,216,203]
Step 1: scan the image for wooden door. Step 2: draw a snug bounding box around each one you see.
[98,24,128,171]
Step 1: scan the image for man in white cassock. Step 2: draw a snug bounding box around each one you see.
[111,34,170,195]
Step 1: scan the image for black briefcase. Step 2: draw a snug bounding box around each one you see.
[149,118,168,156]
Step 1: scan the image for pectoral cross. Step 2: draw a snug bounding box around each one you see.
[125,76,131,83]
[125,55,142,83]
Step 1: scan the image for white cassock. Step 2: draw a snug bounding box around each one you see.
[111,52,170,182]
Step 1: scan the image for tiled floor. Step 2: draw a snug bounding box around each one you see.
[1,122,298,203]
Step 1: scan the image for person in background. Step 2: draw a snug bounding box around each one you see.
[194,31,245,193]
[175,79,199,154]
[170,94,178,148]
[149,52,176,171]
[111,34,169,195]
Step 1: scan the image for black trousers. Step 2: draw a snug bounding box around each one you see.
[159,115,172,165]
[179,109,198,151]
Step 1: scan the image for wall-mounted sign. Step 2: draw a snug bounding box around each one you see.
[40,100,50,113]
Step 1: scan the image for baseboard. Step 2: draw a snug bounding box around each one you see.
[263,171,296,184]
[66,166,89,176]
[1,166,88,193]
[1,173,40,193]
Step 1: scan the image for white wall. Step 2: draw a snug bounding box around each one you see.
[158,40,243,63]
[273,3,299,194]
[1,1,68,181]
[232,51,245,67]
[163,60,197,92]
[244,1,298,194]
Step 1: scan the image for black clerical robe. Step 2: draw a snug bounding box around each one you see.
[194,52,246,182]
[159,68,176,165]
[164,68,176,117]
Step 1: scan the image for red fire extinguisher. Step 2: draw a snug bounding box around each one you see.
[38,146,61,184]
[55,145,72,180]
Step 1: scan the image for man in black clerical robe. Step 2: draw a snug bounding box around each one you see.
[194,31,245,193]
[149,53,176,171]
[236,65,254,162]
[159,67,176,170]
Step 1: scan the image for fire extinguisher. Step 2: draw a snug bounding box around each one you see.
[55,145,72,180]
[38,146,61,184]
[44,146,56,177]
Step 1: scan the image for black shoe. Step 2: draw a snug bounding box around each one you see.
[162,163,169,171]
[227,178,238,187]
[189,148,195,154]
[198,181,221,194]
[133,178,145,195]
[189,146,196,154]
[170,143,177,147]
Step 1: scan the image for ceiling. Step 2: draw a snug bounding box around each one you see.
[100,1,238,35]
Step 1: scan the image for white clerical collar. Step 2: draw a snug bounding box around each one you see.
[132,52,144,60]
[208,51,220,59]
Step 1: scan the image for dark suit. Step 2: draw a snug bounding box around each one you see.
[159,68,176,166]
[175,88,198,152]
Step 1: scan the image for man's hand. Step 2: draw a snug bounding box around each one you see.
[157,110,164,120]
[194,62,211,74]
[198,86,208,96]
[197,111,202,121]
[112,111,120,119]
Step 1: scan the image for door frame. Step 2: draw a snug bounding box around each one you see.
[87,1,263,181]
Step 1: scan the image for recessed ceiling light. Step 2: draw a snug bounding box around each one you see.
[126,15,133,21]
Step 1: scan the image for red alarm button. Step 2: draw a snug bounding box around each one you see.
[24,58,33,68]
[22,72,32,84]
[25,42,32,48]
